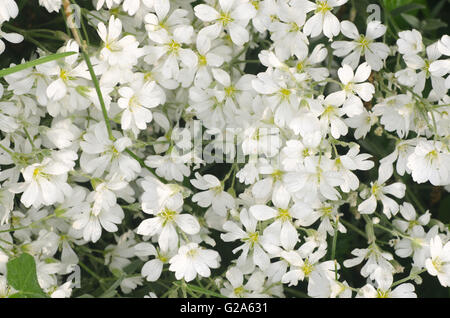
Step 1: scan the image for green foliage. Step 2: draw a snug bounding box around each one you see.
[0,51,76,78]
[6,253,48,298]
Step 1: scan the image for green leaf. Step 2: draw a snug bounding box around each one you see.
[9,291,49,298]
[383,0,426,12]
[422,18,448,31]
[7,253,48,298]
[184,283,227,298]
[401,13,421,27]
[0,51,76,78]
[430,0,447,18]
[391,3,425,16]
[99,275,125,298]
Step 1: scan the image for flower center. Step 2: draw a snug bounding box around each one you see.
[128,95,139,110]
[289,22,300,32]
[271,169,283,181]
[279,88,291,99]
[357,35,371,53]
[432,257,443,272]
[234,286,245,296]
[187,248,198,258]
[108,145,120,158]
[320,205,333,217]
[425,149,438,163]
[376,289,390,298]
[315,1,331,14]
[343,82,354,93]
[371,182,381,198]
[277,208,291,222]
[302,259,314,277]
[60,69,68,81]
[323,105,337,116]
[219,12,233,26]
[167,40,181,54]
[33,167,43,179]
[225,86,236,97]
[158,207,177,226]
[198,54,207,66]
[296,61,305,72]
[244,231,259,247]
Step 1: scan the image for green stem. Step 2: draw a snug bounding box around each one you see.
[331,216,339,260]
[363,214,376,244]
[391,268,427,287]
[373,222,409,239]
[124,148,166,183]
[340,218,367,239]
[81,50,114,141]
[78,260,105,286]
[23,127,36,150]
[63,1,167,184]
[0,143,13,156]
[3,23,51,53]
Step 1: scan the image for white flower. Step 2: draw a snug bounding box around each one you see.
[96,0,122,10]
[252,68,301,127]
[0,27,23,55]
[45,41,90,109]
[97,15,143,69]
[269,1,309,61]
[293,44,330,81]
[302,0,349,40]
[379,140,417,177]
[122,0,144,15]
[345,109,377,139]
[45,118,81,149]
[285,156,343,202]
[178,35,229,88]
[334,144,374,193]
[135,242,174,282]
[221,208,271,270]
[168,242,220,282]
[393,202,430,233]
[394,224,437,268]
[281,246,333,288]
[118,77,165,136]
[220,267,266,298]
[249,200,302,251]
[72,200,124,243]
[372,94,416,138]
[12,152,76,208]
[145,0,190,40]
[358,164,406,218]
[358,280,417,298]
[38,0,61,13]
[145,151,191,182]
[328,62,375,117]
[0,0,18,23]
[437,34,450,56]
[397,29,423,56]
[318,92,349,139]
[149,27,197,80]
[344,245,395,280]
[80,123,141,180]
[406,140,450,186]
[332,20,389,71]
[194,0,256,46]
[137,191,200,251]
[191,173,234,216]
[397,43,446,96]
[425,236,450,287]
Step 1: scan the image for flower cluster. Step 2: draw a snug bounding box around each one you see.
[0,0,449,298]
